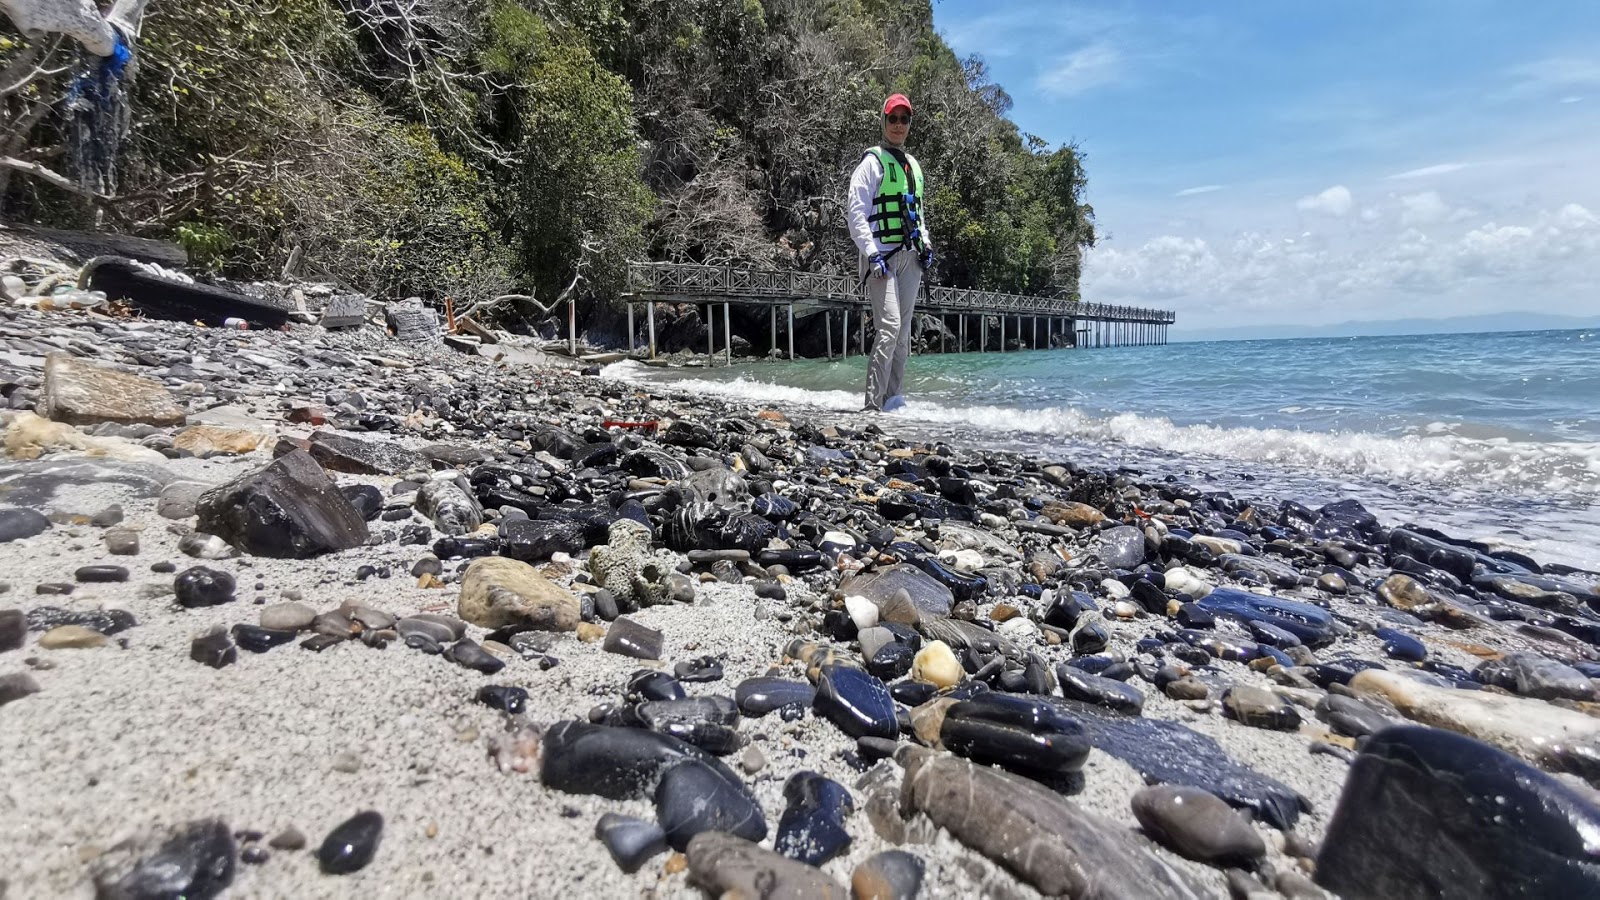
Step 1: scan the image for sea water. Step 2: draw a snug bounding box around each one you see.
[604,329,1600,570]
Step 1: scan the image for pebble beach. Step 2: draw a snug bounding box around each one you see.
[2,303,1598,899]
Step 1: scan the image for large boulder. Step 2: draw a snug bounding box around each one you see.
[40,353,185,427]
[195,450,369,558]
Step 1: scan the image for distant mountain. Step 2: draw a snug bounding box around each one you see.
[1172,312,1600,343]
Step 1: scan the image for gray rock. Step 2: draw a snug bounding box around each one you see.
[179,533,236,560]
[686,832,848,900]
[839,564,954,621]
[416,477,482,536]
[0,608,24,652]
[603,616,664,661]
[195,450,369,558]
[0,672,40,706]
[396,617,455,645]
[1099,525,1146,569]
[1131,784,1266,864]
[897,745,1206,898]
[594,813,667,874]
[94,819,235,899]
[157,481,214,519]
[104,528,140,555]
[851,850,925,900]
[307,431,426,477]
[1475,651,1596,701]
[1224,684,1302,731]
[0,508,49,543]
[41,352,185,427]
[260,602,317,632]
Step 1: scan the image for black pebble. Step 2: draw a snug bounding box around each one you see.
[190,630,237,669]
[75,565,129,583]
[175,567,236,608]
[231,624,298,654]
[446,639,505,674]
[317,810,383,875]
[476,685,529,715]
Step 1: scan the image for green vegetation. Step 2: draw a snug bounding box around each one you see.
[0,0,1094,328]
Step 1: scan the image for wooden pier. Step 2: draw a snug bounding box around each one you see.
[619,262,1174,364]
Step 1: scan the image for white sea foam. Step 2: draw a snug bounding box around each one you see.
[603,362,1600,497]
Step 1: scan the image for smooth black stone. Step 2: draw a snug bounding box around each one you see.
[196,450,369,558]
[0,507,49,543]
[477,685,529,715]
[637,696,743,755]
[595,813,668,874]
[151,561,177,574]
[316,811,383,875]
[1476,651,1595,701]
[300,634,343,652]
[175,567,236,608]
[603,616,663,661]
[814,665,897,740]
[1376,627,1427,662]
[541,721,728,799]
[627,670,687,702]
[866,642,916,680]
[25,605,138,635]
[1055,665,1145,714]
[380,508,412,522]
[1058,697,1310,829]
[100,819,235,900]
[36,582,73,595]
[445,639,505,674]
[1317,725,1600,899]
[230,624,298,653]
[0,608,23,652]
[889,680,938,707]
[190,630,237,668]
[1315,694,1396,739]
[1072,622,1110,654]
[732,678,816,717]
[340,484,384,522]
[674,656,725,683]
[1043,591,1097,629]
[239,846,269,865]
[1389,528,1476,582]
[655,758,766,851]
[1197,588,1336,647]
[431,536,499,559]
[1130,579,1168,614]
[74,565,129,583]
[940,693,1091,776]
[1309,658,1388,688]
[1247,619,1302,648]
[500,518,585,562]
[775,771,855,865]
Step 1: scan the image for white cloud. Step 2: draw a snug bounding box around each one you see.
[1560,95,1584,104]
[1296,185,1353,216]
[1503,57,1600,98]
[1174,184,1224,197]
[1037,44,1123,98]
[1083,202,1600,322]
[1385,162,1471,181]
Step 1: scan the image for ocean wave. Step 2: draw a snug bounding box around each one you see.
[603,362,1600,497]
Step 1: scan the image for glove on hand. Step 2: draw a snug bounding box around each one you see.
[868,252,889,280]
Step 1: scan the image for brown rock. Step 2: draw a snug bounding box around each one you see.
[38,625,109,649]
[458,557,580,631]
[40,353,185,427]
[1040,500,1106,528]
[686,832,848,900]
[173,426,261,458]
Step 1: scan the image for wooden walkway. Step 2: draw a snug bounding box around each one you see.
[620,262,1174,363]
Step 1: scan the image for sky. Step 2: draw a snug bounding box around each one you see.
[932,0,1600,330]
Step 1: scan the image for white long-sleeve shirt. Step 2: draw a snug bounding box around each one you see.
[847,149,933,259]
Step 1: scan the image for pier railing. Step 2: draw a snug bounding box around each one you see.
[620,261,1174,362]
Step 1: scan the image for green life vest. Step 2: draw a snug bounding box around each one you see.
[865,146,927,248]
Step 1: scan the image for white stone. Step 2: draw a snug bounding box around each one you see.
[1163,567,1213,599]
[1100,578,1130,600]
[844,595,879,630]
[912,640,963,688]
[997,617,1042,645]
[940,549,985,574]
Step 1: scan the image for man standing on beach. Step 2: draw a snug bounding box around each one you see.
[848,93,934,412]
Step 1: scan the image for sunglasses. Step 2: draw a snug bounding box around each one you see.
[884,113,912,125]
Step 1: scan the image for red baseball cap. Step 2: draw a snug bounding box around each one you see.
[883,94,913,116]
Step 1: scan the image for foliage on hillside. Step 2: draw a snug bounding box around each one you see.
[0,0,1095,327]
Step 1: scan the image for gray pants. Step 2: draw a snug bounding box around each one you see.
[863,250,922,410]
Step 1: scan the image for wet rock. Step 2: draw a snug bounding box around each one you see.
[416,476,483,536]
[175,566,236,608]
[1131,784,1266,865]
[104,529,140,555]
[1317,725,1600,899]
[476,685,529,715]
[1376,627,1426,662]
[1198,588,1337,647]
[814,664,897,740]
[735,677,815,716]
[307,431,426,476]
[316,810,383,875]
[897,745,1205,898]
[1315,694,1398,739]
[231,624,299,653]
[189,628,236,669]
[852,850,925,900]
[594,813,668,874]
[627,670,687,702]
[1475,651,1596,701]
[340,484,384,522]
[0,672,40,707]
[1350,669,1600,780]
[603,616,663,660]
[195,450,369,558]
[635,696,742,754]
[940,692,1091,778]
[0,508,49,543]
[500,518,585,563]
[457,556,579,632]
[656,758,767,850]
[95,819,235,899]
[445,639,505,674]
[686,831,848,900]
[1099,524,1146,569]
[910,640,962,688]
[1389,528,1476,582]
[0,608,23,652]
[1060,698,1310,829]
[775,770,854,864]
[838,565,954,621]
[41,352,185,427]
[541,721,731,799]
[1056,665,1145,714]
[674,656,725,683]
[1223,685,1302,731]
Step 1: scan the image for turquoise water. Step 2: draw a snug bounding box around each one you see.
[606,328,1600,567]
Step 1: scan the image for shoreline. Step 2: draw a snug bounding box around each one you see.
[1,306,1597,897]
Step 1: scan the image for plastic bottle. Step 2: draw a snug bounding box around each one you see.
[223,317,249,329]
